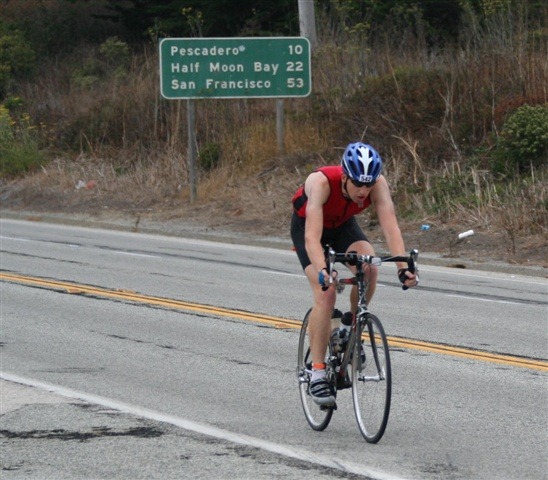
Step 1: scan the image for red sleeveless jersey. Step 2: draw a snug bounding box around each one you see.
[292,166,371,228]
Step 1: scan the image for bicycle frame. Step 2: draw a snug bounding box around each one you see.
[324,248,376,388]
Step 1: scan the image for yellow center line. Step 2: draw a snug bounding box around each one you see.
[2,272,547,372]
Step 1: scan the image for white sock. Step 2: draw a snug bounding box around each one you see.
[311,369,326,382]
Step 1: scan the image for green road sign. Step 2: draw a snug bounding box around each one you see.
[159,37,311,99]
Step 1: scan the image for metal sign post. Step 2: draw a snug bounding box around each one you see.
[187,99,197,202]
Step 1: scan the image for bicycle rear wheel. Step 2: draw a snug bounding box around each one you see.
[297,309,334,431]
[351,313,391,443]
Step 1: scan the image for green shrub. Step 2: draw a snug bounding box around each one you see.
[0,22,36,98]
[0,103,13,144]
[71,71,101,90]
[427,174,479,214]
[99,37,130,79]
[0,104,45,177]
[496,104,548,173]
[199,142,222,171]
[71,38,131,89]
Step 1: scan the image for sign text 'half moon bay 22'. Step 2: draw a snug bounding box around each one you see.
[159,37,311,99]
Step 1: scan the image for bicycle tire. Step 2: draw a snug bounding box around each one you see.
[297,308,334,431]
[351,313,391,443]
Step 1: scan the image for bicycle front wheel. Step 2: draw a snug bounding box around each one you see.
[351,313,391,443]
[297,309,333,431]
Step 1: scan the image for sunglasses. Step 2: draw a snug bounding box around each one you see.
[350,178,376,188]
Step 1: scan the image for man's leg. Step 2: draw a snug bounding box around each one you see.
[304,263,336,366]
[304,263,337,405]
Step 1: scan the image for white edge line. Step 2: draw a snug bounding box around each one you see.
[0,372,403,480]
[262,270,304,278]
[417,264,547,286]
[447,294,523,305]
[112,250,159,259]
[0,236,31,242]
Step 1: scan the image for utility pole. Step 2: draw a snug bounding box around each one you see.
[274,1,316,154]
[298,0,317,47]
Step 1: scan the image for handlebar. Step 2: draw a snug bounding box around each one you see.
[322,247,419,291]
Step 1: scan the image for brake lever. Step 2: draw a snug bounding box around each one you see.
[402,249,419,291]
[321,247,336,291]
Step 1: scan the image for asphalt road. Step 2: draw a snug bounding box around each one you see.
[1,218,547,479]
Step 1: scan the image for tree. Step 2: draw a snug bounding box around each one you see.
[104,0,299,40]
[0,21,35,98]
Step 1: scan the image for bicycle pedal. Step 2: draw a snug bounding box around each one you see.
[320,403,337,411]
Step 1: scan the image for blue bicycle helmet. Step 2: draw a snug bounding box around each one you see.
[341,142,383,185]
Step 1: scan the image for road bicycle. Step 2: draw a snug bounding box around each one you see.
[297,246,418,443]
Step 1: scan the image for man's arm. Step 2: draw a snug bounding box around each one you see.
[370,175,408,270]
[304,172,330,274]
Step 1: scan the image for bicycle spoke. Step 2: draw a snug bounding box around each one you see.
[351,313,391,443]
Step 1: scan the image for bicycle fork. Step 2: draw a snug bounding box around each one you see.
[342,316,387,383]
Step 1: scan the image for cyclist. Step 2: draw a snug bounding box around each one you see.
[291,142,418,406]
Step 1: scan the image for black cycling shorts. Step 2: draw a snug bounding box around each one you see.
[290,213,369,270]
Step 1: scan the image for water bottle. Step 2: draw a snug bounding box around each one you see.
[331,312,353,353]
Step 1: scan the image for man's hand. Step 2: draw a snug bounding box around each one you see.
[318,268,329,288]
[318,268,338,290]
[398,268,419,290]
